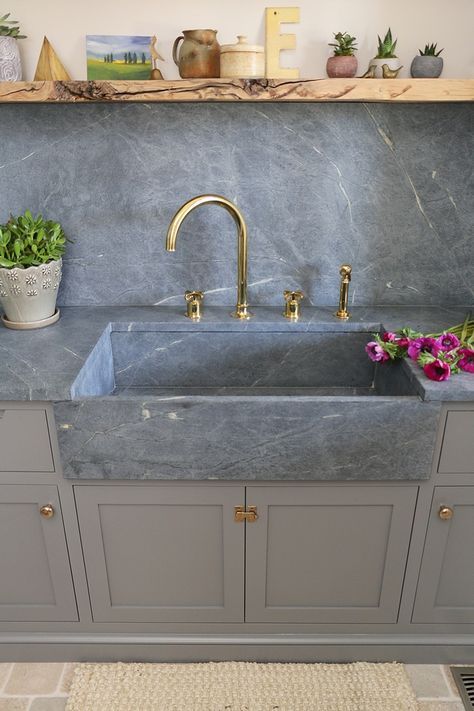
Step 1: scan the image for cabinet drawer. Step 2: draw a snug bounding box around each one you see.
[438,411,474,473]
[0,408,54,472]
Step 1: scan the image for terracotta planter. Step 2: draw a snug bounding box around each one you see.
[410,55,443,78]
[0,259,62,326]
[369,57,401,78]
[0,36,22,81]
[326,55,357,78]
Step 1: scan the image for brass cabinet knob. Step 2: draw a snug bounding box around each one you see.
[438,505,454,521]
[40,504,55,519]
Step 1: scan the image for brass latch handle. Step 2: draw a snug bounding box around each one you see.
[335,264,352,320]
[283,290,303,320]
[234,506,258,522]
[438,505,454,520]
[40,504,54,519]
[185,290,204,320]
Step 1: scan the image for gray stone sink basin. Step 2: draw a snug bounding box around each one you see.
[75,330,417,397]
[61,325,440,481]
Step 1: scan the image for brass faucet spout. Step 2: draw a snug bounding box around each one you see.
[165,194,251,319]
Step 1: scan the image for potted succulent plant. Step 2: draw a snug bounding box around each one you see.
[411,43,444,78]
[326,32,358,78]
[370,28,401,78]
[0,13,25,81]
[0,210,68,329]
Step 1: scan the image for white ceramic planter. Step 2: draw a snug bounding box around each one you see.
[0,259,62,325]
[0,36,22,81]
[369,57,401,78]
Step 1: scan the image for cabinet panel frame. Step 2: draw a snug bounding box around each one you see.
[413,486,474,623]
[245,485,418,624]
[0,484,78,622]
[74,485,245,623]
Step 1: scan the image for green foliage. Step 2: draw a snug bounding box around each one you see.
[419,43,443,57]
[328,32,358,56]
[0,12,26,39]
[376,28,398,58]
[0,210,69,269]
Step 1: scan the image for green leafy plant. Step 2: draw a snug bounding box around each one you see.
[328,32,358,56]
[0,210,69,268]
[419,42,443,57]
[376,28,398,58]
[0,13,26,39]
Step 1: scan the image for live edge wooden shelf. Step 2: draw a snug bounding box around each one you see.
[0,78,473,103]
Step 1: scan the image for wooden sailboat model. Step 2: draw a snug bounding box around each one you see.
[34,36,71,81]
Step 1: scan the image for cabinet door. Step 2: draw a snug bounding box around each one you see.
[413,487,474,623]
[245,486,417,623]
[75,485,244,623]
[0,485,77,621]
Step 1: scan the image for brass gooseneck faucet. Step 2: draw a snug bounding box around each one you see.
[165,194,252,319]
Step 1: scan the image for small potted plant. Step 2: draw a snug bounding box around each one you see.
[0,13,26,81]
[326,32,358,78]
[370,28,401,78]
[0,210,68,329]
[411,43,444,78]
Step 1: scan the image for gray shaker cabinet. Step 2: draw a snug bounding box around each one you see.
[245,486,418,623]
[0,485,77,622]
[413,487,474,623]
[74,485,245,623]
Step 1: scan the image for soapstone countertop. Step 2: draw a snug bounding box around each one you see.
[0,305,473,402]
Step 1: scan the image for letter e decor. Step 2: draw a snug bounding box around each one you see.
[265,7,300,78]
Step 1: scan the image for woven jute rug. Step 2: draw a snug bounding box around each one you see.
[66,660,419,711]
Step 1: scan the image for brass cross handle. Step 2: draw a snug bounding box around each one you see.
[283,290,304,320]
[184,290,204,320]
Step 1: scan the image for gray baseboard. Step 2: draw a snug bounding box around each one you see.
[1,633,473,663]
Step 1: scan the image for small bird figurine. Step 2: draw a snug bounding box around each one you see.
[150,35,165,79]
[359,64,377,78]
[382,64,403,78]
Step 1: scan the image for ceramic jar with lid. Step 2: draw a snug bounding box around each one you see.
[220,36,264,78]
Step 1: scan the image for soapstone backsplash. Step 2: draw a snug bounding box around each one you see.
[0,102,472,307]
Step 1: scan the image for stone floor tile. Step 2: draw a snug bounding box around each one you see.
[29,699,68,711]
[59,663,78,694]
[418,702,465,711]
[4,663,64,695]
[0,664,13,691]
[0,700,30,711]
[442,666,464,698]
[406,664,452,699]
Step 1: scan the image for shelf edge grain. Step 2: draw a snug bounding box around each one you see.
[0,78,473,103]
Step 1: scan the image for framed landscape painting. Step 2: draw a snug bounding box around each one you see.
[86,35,152,79]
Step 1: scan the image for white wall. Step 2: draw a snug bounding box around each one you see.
[9,0,474,80]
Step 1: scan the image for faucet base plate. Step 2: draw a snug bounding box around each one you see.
[231,308,253,320]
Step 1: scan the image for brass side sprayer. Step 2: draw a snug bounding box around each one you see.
[335,264,352,320]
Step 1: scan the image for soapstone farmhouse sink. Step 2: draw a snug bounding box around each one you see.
[75,329,417,397]
[60,325,440,481]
